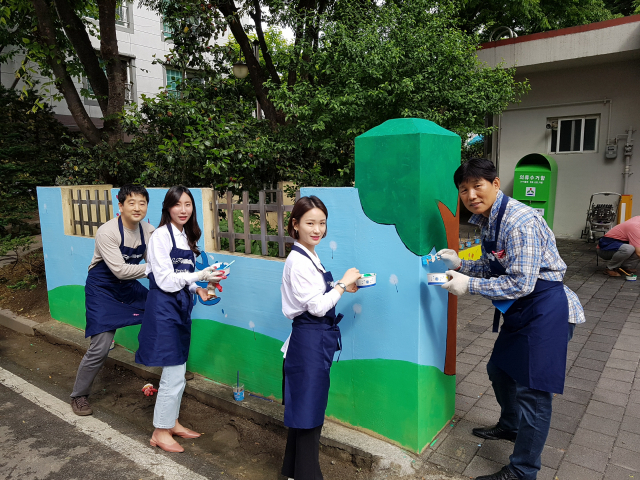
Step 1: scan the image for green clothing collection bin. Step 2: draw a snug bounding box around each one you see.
[513,153,558,229]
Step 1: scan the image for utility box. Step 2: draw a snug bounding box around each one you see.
[513,153,558,229]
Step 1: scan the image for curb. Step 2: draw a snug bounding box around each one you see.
[0,309,39,336]
[7,316,423,477]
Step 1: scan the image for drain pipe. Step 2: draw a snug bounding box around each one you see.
[623,126,634,195]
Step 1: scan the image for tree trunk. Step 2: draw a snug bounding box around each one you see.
[219,0,280,127]
[53,0,110,115]
[30,0,102,145]
[97,0,125,146]
[250,0,281,85]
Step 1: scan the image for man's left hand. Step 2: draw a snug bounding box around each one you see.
[441,270,470,296]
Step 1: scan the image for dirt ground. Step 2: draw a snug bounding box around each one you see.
[0,325,377,480]
[0,248,51,323]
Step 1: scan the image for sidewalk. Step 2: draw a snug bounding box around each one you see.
[424,239,640,480]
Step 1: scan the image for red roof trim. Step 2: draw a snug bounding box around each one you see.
[480,14,640,49]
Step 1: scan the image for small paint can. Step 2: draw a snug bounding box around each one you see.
[626,275,637,281]
[427,273,449,285]
[356,273,377,288]
[213,262,231,277]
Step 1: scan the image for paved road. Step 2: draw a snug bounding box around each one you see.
[424,239,640,480]
[0,328,374,480]
[0,363,225,480]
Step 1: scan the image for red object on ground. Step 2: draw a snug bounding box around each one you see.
[142,383,158,396]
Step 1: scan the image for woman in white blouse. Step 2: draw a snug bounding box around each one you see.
[135,186,223,453]
[280,195,361,480]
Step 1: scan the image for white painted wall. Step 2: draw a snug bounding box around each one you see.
[496,60,640,239]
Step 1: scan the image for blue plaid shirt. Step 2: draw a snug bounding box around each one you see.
[460,191,585,324]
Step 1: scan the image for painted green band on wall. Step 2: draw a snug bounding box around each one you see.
[48,284,454,451]
[327,359,455,452]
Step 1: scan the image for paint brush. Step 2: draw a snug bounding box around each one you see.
[237,370,239,390]
[618,268,637,280]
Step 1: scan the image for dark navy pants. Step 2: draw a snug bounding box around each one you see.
[488,323,576,480]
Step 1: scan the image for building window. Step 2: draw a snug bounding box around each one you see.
[87,3,133,32]
[549,116,599,153]
[165,68,182,94]
[116,3,131,28]
[162,17,172,40]
[85,58,135,105]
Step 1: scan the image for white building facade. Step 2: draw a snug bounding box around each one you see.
[477,16,640,239]
[0,2,228,129]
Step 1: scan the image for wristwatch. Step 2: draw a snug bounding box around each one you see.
[336,282,347,292]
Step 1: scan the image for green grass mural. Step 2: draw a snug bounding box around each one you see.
[47,284,455,451]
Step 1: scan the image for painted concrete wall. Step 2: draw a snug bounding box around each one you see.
[37,184,456,452]
[492,60,640,238]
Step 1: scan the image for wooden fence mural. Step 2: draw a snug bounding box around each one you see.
[210,189,299,257]
[70,189,113,237]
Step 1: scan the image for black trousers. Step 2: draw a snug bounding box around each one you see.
[281,359,323,479]
[281,425,323,480]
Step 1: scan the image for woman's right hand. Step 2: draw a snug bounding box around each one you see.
[340,268,361,286]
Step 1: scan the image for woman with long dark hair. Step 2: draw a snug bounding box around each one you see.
[280,195,361,479]
[136,186,223,453]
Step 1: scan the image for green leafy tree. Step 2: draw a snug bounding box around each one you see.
[0,85,69,235]
[1,0,128,153]
[265,0,528,181]
[61,0,528,191]
[454,0,616,41]
[603,0,636,15]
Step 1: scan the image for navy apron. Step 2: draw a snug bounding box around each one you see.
[135,225,195,367]
[284,246,344,429]
[598,236,626,251]
[84,216,148,338]
[487,195,569,394]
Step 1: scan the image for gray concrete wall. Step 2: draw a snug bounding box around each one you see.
[496,60,640,239]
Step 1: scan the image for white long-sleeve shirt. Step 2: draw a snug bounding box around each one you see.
[146,223,200,294]
[280,242,341,356]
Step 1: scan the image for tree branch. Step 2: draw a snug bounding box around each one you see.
[249,0,280,85]
[30,0,102,145]
[53,0,109,114]
[218,0,280,126]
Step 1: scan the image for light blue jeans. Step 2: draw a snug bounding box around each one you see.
[153,363,187,429]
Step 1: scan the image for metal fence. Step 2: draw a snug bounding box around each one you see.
[210,189,299,257]
[70,189,113,237]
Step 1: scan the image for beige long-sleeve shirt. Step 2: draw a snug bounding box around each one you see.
[87,217,155,280]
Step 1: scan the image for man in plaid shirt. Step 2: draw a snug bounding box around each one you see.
[438,158,584,480]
